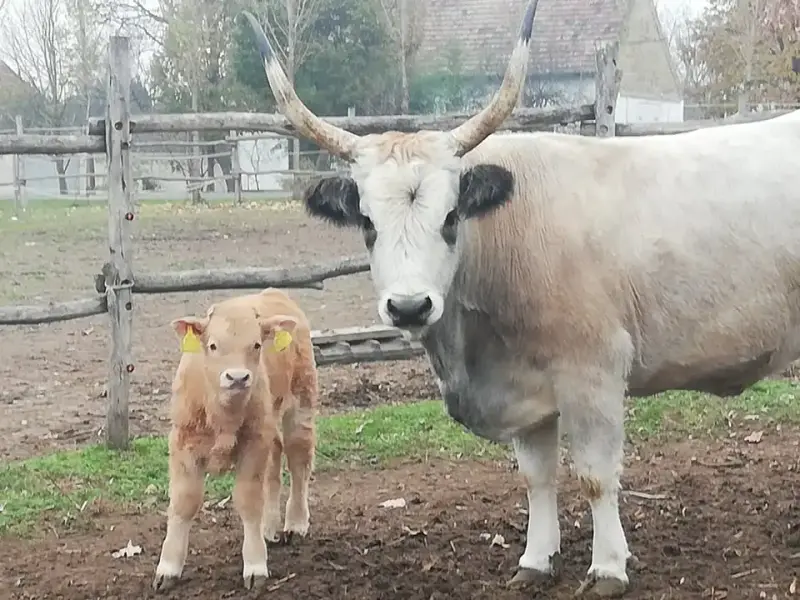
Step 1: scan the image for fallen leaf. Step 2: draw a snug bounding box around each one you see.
[111,540,142,559]
[790,577,797,595]
[402,525,427,537]
[378,498,406,509]
[490,534,510,549]
[744,430,764,444]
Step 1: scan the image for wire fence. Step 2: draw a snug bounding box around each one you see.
[0,123,349,207]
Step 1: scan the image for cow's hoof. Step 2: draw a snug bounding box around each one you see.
[574,573,628,598]
[506,553,562,589]
[506,568,553,589]
[243,572,269,590]
[152,573,179,593]
[627,554,644,572]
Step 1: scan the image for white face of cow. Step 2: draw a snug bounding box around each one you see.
[242,0,538,329]
[304,135,515,329]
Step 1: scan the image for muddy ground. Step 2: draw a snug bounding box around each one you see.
[2,203,799,599]
[2,430,799,599]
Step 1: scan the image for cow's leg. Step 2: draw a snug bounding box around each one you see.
[561,380,631,598]
[281,401,315,540]
[153,448,204,592]
[234,440,270,590]
[507,419,561,589]
[261,431,283,544]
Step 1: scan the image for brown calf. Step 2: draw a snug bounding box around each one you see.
[152,288,318,591]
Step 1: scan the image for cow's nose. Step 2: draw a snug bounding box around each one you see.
[222,369,251,387]
[385,295,434,327]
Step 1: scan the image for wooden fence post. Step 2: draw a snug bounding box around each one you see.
[594,42,622,138]
[104,35,135,450]
[230,129,242,205]
[12,116,26,213]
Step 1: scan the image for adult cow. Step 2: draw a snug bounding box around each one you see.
[243,2,800,596]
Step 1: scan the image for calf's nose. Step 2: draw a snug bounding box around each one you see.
[221,368,252,388]
[385,295,434,327]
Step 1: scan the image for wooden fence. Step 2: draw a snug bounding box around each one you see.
[0,35,791,451]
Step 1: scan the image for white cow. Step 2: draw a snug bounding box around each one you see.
[243,1,800,596]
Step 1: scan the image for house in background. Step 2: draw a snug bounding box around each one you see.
[416,0,684,124]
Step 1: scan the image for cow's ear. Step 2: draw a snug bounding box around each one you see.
[457,164,514,220]
[305,175,362,227]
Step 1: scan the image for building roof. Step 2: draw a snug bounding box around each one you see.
[418,0,626,76]
[0,60,22,84]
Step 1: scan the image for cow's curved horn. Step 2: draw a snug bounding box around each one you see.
[448,0,539,157]
[242,11,360,161]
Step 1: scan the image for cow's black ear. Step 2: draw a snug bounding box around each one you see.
[304,176,361,227]
[458,164,514,220]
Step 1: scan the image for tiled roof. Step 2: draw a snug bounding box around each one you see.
[417,0,626,76]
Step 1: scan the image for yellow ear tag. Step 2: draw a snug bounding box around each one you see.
[272,330,293,353]
[180,327,202,353]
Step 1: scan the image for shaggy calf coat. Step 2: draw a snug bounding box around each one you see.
[152,288,318,592]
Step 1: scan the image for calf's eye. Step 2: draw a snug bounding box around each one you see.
[254,342,262,351]
[208,343,217,351]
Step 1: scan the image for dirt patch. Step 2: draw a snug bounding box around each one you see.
[0,204,438,460]
[3,429,799,599]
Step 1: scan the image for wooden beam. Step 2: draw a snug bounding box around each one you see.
[313,337,425,367]
[0,297,107,325]
[311,325,404,345]
[87,105,596,136]
[580,109,794,137]
[104,36,134,451]
[0,134,105,155]
[128,256,369,294]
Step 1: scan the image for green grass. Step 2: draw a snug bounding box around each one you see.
[2,379,800,537]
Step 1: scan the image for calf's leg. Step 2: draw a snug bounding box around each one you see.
[261,432,284,543]
[153,448,204,592]
[234,442,270,589]
[507,419,562,588]
[281,401,315,538]
[559,377,631,598]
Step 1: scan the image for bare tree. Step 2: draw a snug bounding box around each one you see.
[379,0,426,113]
[1,0,107,194]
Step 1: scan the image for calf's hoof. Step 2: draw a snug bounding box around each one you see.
[152,573,180,593]
[574,572,628,598]
[506,553,562,589]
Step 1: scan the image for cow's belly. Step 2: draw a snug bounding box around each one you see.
[626,292,800,397]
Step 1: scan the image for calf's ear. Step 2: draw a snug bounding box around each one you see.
[259,314,299,340]
[171,316,208,338]
[458,164,514,220]
[304,176,362,227]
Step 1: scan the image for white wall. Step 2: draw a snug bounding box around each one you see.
[616,96,684,124]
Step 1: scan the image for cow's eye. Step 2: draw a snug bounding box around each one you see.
[208,342,217,351]
[254,342,262,351]
[441,209,459,246]
[362,215,377,250]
